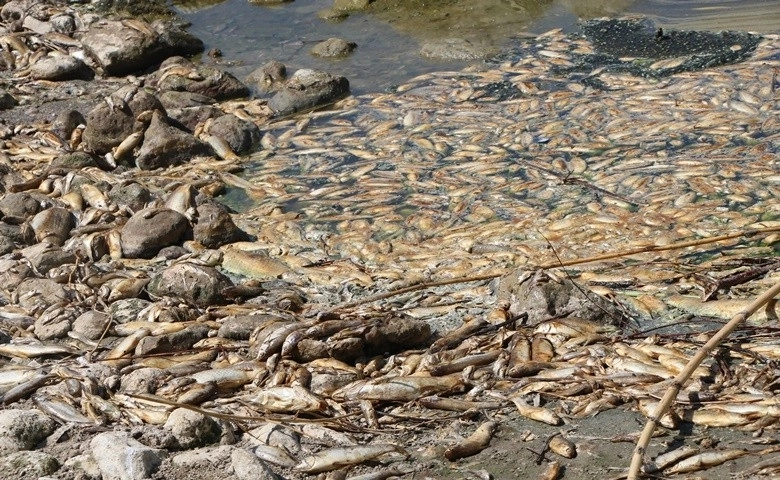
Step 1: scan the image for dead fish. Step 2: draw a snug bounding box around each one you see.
[0,342,79,358]
[332,375,463,402]
[509,396,562,425]
[295,444,407,474]
[663,449,748,474]
[445,421,498,461]
[548,434,576,458]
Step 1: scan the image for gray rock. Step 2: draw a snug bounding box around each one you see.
[20,242,76,275]
[0,221,35,245]
[108,298,152,324]
[0,89,17,110]
[164,408,222,450]
[268,69,350,116]
[120,207,189,259]
[419,37,494,60]
[0,235,13,255]
[81,19,203,76]
[0,192,41,220]
[246,423,301,454]
[72,310,110,340]
[231,448,279,480]
[135,323,210,356]
[246,60,286,95]
[119,367,168,395]
[107,182,151,213]
[0,451,59,479]
[166,105,223,132]
[496,269,628,326]
[193,202,244,249]
[147,263,232,307]
[51,151,99,169]
[30,207,74,246]
[63,453,102,479]
[134,111,213,170]
[310,37,357,57]
[158,90,217,110]
[82,86,165,155]
[1,1,24,32]
[91,431,166,480]
[30,54,92,81]
[16,278,70,314]
[50,13,77,35]
[153,57,250,101]
[206,114,261,155]
[0,260,34,293]
[170,445,233,468]
[50,110,85,141]
[0,409,57,454]
[218,314,279,340]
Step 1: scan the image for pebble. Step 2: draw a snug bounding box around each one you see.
[0,409,56,454]
[90,431,167,480]
[164,408,222,450]
[231,448,279,480]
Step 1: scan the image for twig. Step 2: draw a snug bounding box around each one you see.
[323,226,780,314]
[626,276,780,479]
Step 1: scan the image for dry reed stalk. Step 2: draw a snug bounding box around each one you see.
[627,277,780,479]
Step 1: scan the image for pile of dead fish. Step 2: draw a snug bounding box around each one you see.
[0,3,779,479]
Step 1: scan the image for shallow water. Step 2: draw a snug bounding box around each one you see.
[174,0,780,95]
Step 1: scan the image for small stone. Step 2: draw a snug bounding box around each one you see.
[30,54,92,81]
[218,314,279,340]
[0,409,57,454]
[72,310,110,340]
[51,151,99,169]
[119,367,168,395]
[120,207,190,259]
[164,408,222,450]
[16,278,70,314]
[90,431,166,480]
[246,60,287,95]
[268,68,350,116]
[310,37,357,57]
[147,263,233,307]
[30,207,74,246]
[0,90,17,110]
[134,111,213,170]
[0,451,59,478]
[193,202,244,248]
[108,298,152,324]
[206,114,261,155]
[231,448,278,480]
[20,242,76,275]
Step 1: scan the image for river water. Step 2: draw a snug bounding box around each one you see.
[173,0,780,95]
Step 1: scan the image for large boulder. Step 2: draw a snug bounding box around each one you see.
[81,19,203,76]
[120,207,189,259]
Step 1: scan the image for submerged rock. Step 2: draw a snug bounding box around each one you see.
[310,37,357,57]
[268,68,350,116]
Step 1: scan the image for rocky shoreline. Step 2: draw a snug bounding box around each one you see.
[1,1,780,480]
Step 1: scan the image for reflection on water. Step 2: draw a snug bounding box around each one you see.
[174,0,779,95]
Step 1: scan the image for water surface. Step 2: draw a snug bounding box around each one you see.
[174,0,780,95]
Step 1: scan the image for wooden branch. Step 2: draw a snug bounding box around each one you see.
[626,277,780,479]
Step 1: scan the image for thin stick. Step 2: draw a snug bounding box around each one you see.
[626,277,780,479]
[325,225,780,313]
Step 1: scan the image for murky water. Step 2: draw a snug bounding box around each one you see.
[174,0,780,95]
